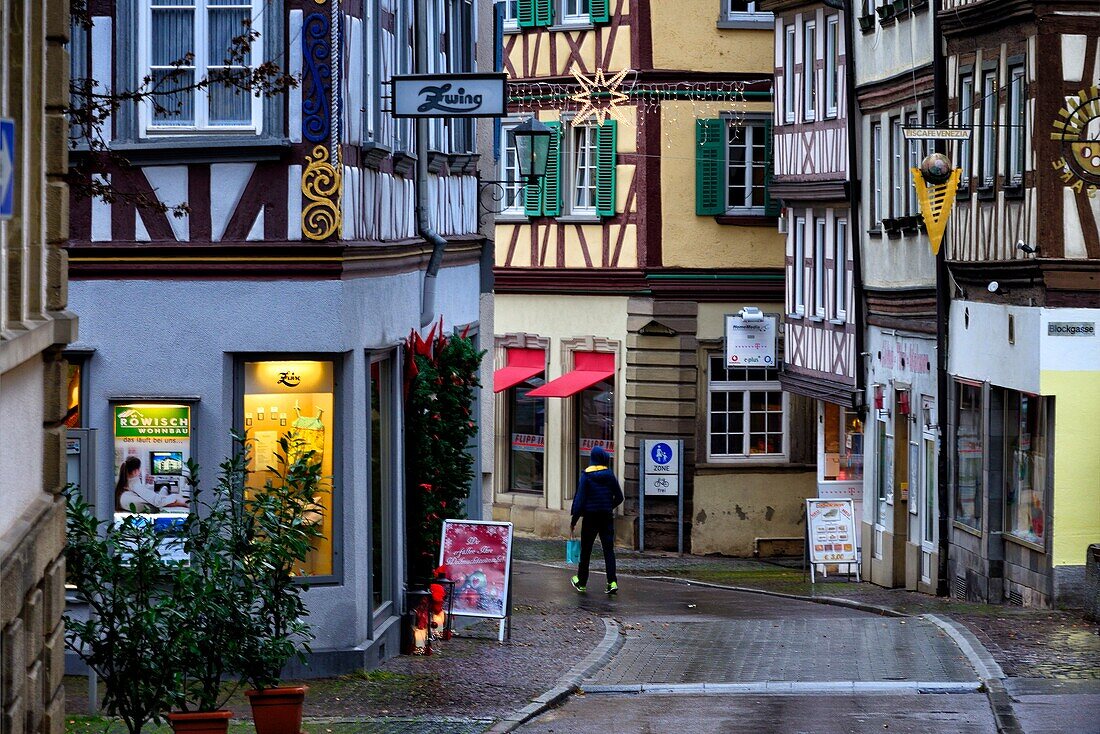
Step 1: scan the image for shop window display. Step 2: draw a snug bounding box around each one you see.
[576,378,615,475]
[822,403,863,481]
[371,359,393,610]
[244,360,335,577]
[1005,392,1048,545]
[509,377,546,493]
[953,381,983,530]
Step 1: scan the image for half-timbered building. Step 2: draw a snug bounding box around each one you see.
[941,0,1100,607]
[0,0,74,725]
[759,0,862,543]
[491,0,817,555]
[852,1,938,593]
[63,0,487,671]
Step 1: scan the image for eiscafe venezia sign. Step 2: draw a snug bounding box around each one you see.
[392,73,507,118]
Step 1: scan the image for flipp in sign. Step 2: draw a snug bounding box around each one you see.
[115,405,191,437]
[725,315,777,368]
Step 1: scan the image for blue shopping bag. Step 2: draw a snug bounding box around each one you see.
[566,538,581,564]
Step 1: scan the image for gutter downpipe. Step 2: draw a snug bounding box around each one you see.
[933,0,952,597]
[415,0,447,328]
[842,0,866,425]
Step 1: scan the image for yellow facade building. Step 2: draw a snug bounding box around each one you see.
[491,0,817,554]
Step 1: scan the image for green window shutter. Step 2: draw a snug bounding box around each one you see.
[695,118,724,216]
[764,118,780,217]
[542,121,563,217]
[589,0,610,24]
[595,120,618,217]
[524,175,543,217]
[535,0,554,27]
[518,0,536,28]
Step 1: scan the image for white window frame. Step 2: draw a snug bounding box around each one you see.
[871,121,883,229]
[725,117,768,215]
[568,122,599,215]
[891,116,904,218]
[721,1,773,25]
[140,0,264,136]
[1006,64,1026,186]
[834,218,847,320]
[499,119,526,216]
[561,0,590,25]
[363,0,375,142]
[958,74,974,186]
[813,217,826,317]
[501,0,519,31]
[803,19,817,122]
[980,68,998,188]
[825,15,839,119]
[706,356,790,463]
[784,24,796,123]
[793,216,806,316]
[906,111,920,216]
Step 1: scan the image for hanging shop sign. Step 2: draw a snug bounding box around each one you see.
[724,314,777,368]
[392,73,508,118]
[439,520,514,620]
[805,498,858,565]
[113,404,192,516]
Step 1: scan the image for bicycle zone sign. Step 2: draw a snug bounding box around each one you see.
[642,439,681,496]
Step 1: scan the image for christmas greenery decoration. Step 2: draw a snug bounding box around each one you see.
[404,319,484,579]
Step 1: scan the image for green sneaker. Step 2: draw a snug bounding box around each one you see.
[570,576,586,593]
[606,581,618,595]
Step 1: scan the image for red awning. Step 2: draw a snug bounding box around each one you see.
[492,348,545,393]
[525,352,615,398]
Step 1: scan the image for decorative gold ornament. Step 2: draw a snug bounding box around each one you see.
[302,144,342,241]
[912,166,961,256]
[569,67,631,127]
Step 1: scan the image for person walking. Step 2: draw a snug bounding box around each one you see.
[570,445,623,595]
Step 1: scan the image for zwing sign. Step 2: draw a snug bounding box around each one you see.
[725,315,777,368]
[392,73,508,118]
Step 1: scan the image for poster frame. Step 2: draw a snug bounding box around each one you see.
[439,519,514,626]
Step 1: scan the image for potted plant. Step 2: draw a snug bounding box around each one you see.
[64,489,181,734]
[238,436,326,734]
[165,456,254,734]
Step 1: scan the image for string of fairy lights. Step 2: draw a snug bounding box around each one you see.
[507,68,778,152]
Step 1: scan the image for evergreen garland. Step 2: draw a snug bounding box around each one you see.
[404,319,484,580]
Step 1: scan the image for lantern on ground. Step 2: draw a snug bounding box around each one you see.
[429,574,456,641]
[402,588,433,656]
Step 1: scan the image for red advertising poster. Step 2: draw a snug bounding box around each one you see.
[439,520,513,619]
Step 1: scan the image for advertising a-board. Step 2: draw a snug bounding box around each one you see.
[439,520,514,619]
[806,498,858,565]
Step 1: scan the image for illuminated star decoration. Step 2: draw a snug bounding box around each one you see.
[569,67,632,127]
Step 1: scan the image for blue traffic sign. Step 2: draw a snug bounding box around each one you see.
[650,442,673,465]
[0,119,13,220]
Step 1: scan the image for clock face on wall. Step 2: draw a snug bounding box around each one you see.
[1052,85,1100,189]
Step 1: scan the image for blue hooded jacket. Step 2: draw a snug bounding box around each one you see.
[571,445,624,518]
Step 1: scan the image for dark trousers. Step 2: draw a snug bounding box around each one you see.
[577,511,617,587]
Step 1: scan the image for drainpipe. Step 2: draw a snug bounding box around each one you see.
[932,0,951,598]
[415,0,447,328]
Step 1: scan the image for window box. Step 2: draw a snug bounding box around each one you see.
[876,5,896,25]
[911,0,928,12]
[1003,183,1025,200]
[976,186,996,202]
[393,152,416,177]
[427,151,449,175]
[892,0,909,17]
[858,14,875,33]
[362,142,392,171]
[898,215,922,235]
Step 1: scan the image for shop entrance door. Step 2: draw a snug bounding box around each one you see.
[891,390,910,584]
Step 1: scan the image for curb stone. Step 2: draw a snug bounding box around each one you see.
[484,617,622,733]
[922,614,1024,734]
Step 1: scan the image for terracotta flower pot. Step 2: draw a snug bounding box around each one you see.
[165,710,232,734]
[246,686,309,734]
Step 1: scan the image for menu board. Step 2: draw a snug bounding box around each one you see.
[439,520,513,619]
[806,498,858,564]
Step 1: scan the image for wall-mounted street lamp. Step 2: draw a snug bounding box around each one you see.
[478,116,554,223]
